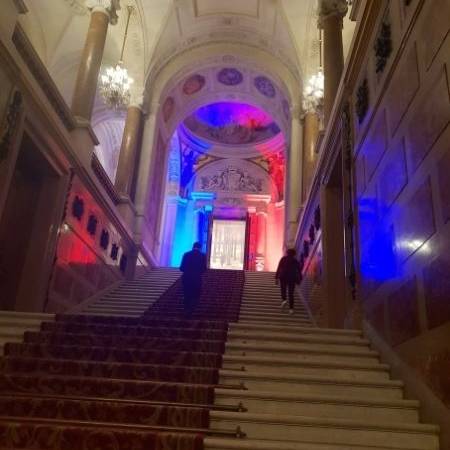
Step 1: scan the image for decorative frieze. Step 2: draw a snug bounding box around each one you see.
[71,196,85,221]
[374,15,392,74]
[100,229,110,250]
[87,214,98,236]
[355,77,369,124]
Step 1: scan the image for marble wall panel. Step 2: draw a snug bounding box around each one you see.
[421,349,450,408]
[438,148,450,223]
[368,301,386,338]
[378,139,408,212]
[395,178,436,262]
[423,251,450,329]
[417,0,450,70]
[388,277,420,346]
[406,67,450,174]
[362,110,388,181]
[387,44,420,136]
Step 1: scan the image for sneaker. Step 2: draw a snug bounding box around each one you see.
[289,309,294,315]
[281,300,288,309]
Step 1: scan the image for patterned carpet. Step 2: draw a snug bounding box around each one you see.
[0,269,244,449]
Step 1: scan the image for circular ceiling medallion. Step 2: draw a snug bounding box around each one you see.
[217,68,244,86]
[254,75,276,98]
[183,74,206,95]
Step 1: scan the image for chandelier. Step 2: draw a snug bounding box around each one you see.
[303,69,324,112]
[303,29,324,114]
[99,6,134,110]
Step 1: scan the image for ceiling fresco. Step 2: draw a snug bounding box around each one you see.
[183,102,281,146]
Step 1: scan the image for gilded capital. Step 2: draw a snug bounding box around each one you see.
[85,0,120,24]
[318,0,348,26]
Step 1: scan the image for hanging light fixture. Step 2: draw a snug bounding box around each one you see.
[303,29,324,114]
[99,5,134,110]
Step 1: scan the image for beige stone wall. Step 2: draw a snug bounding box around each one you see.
[352,0,450,410]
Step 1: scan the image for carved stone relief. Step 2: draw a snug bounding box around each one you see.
[200,166,263,193]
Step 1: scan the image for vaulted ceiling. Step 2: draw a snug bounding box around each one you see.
[18,0,356,107]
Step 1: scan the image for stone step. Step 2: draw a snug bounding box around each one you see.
[0,326,41,338]
[228,330,369,346]
[225,346,379,364]
[222,360,389,381]
[103,292,164,299]
[77,311,140,317]
[209,412,438,449]
[214,388,419,423]
[205,436,419,450]
[0,318,46,328]
[238,311,311,322]
[219,371,402,399]
[83,307,143,316]
[227,337,370,353]
[235,317,313,328]
[223,353,388,373]
[230,323,362,337]
[94,300,156,307]
[239,305,308,314]
[0,311,54,321]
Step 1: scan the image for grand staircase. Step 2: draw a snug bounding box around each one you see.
[206,271,440,449]
[0,268,440,449]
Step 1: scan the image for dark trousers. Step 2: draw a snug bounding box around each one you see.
[182,275,202,315]
[280,279,295,309]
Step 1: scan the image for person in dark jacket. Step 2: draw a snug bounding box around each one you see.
[180,242,207,316]
[275,248,301,315]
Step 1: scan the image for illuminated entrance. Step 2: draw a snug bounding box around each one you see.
[210,220,246,270]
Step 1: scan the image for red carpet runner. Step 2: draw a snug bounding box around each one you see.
[0,269,244,449]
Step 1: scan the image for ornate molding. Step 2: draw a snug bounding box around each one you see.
[85,0,120,24]
[374,15,392,74]
[63,0,88,15]
[91,153,121,204]
[341,101,359,310]
[355,77,369,124]
[12,24,75,130]
[0,91,23,162]
[13,0,28,14]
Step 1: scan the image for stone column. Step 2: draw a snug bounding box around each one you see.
[71,0,119,121]
[134,103,158,216]
[302,111,320,203]
[285,104,303,247]
[115,97,144,197]
[160,195,179,266]
[319,0,348,124]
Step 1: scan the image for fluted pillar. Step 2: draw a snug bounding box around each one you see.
[302,111,320,202]
[115,99,144,197]
[319,0,347,124]
[71,0,119,120]
[285,104,303,247]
